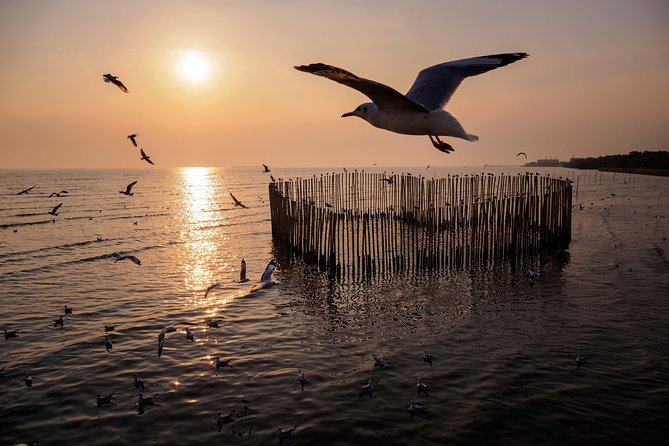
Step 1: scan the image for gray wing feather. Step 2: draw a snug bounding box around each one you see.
[406,53,528,111]
[295,63,429,113]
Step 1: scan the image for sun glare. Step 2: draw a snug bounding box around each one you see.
[179,52,209,84]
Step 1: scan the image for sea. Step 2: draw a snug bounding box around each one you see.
[1,166,668,445]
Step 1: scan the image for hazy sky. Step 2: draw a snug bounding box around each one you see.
[1,0,667,168]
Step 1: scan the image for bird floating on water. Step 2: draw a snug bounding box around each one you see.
[359,378,374,397]
[205,318,222,328]
[64,305,73,315]
[423,350,433,367]
[48,191,69,198]
[373,355,385,368]
[186,327,195,341]
[278,426,297,441]
[139,393,157,406]
[295,53,528,153]
[133,373,145,390]
[104,325,116,332]
[217,410,235,431]
[48,203,63,216]
[16,185,36,195]
[298,369,306,390]
[127,133,139,147]
[54,315,64,328]
[576,354,587,368]
[24,372,33,387]
[4,329,19,340]
[251,260,276,292]
[103,73,128,93]
[230,192,248,209]
[239,259,250,283]
[96,391,116,406]
[140,148,154,165]
[214,357,233,369]
[408,400,429,415]
[119,181,137,196]
[111,252,141,265]
[417,378,428,396]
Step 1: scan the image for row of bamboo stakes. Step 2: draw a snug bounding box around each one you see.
[269,172,572,279]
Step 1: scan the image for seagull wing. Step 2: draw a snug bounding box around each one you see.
[51,203,63,214]
[260,260,276,282]
[113,79,128,93]
[140,149,154,165]
[126,181,138,194]
[128,135,138,147]
[406,53,528,111]
[295,63,429,113]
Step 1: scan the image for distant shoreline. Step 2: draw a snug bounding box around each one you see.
[595,167,669,177]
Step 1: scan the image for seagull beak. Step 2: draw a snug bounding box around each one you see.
[341,111,355,118]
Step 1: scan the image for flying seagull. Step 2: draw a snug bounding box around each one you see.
[111,252,141,265]
[48,203,63,216]
[517,152,528,159]
[103,73,128,93]
[262,164,270,172]
[295,53,528,153]
[120,181,137,196]
[204,283,221,298]
[127,133,139,147]
[250,260,276,292]
[230,192,248,209]
[16,185,36,195]
[140,148,154,165]
[48,190,69,197]
[239,259,249,283]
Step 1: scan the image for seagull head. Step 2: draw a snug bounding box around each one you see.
[342,102,374,120]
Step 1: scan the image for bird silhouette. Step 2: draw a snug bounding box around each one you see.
[517,152,528,159]
[103,74,128,92]
[111,253,141,265]
[119,181,137,196]
[140,148,154,165]
[16,185,36,195]
[48,203,63,216]
[127,133,139,147]
[48,190,69,197]
[230,192,248,208]
[262,164,270,172]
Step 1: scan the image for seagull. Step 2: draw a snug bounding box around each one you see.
[528,271,540,287]
[295,53,528,153]
[4,329,19,340]
[204,283,221,298]
[408,400,429,415]
[64,306,73,315]
[103,73,128,93]
[576,354,587,368]
[217,410,235,431]
[250,260,276,292]
[48,203,63,216]
[119,180,137,196]
[158,332,165,358]
[517,152,528,159]
[263,164,270,172]
[270,175,276,182]
[359,378,374,397]
[186,327,195,341]
[16,185,36,195]
[140,148,155,165]
[230,192,248,209]
[127,133,139,147]
[111,252,141,265]
[278,426,297,440]
[380,177,395,185]
[373,355,385,368]
[298,369,306,390]
[48,191,69,197]
[104,325,116,332]
[205,318,222,328]
[239,259,250,283]
[214,357,233,369]
[417,378,428,396]
[25,372,33,387]
[423,350,433,367]
[105,335,113,352]
[133,373,145,390]
[54,315,64,328]
[138,393,157,406]
[96,391,116,406]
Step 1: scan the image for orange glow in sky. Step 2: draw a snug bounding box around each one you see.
[0,0,667,168]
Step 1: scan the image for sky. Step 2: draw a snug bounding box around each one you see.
[1,0,668,168]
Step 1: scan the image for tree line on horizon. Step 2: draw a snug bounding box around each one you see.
[565,150,669,170]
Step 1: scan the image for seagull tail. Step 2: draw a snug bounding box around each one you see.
[467,134,479,142]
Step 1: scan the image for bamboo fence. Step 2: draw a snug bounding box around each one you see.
[269,172,572,279]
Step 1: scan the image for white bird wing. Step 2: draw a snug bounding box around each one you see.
[260,261,276,282]
[406,53,528,111]
[295,63,429,113]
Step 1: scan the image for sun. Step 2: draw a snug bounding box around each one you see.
[179,52,209,84]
